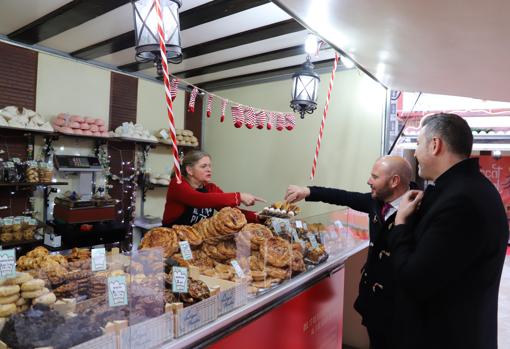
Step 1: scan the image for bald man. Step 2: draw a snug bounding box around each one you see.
[285,156,413,349]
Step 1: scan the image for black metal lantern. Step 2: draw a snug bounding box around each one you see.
[132,0,182,75]
[290,56,320,118]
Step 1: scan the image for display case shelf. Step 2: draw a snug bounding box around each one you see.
[0,181,68,187]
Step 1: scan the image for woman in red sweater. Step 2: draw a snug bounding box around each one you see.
[162,150,264,226]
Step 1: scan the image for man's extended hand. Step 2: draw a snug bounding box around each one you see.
[284,185,310,203]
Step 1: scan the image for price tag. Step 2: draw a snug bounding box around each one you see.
[159,129,169,140]
[291,228,300,242]
[179,241,193,261]
[271,220,282,234]
[22,216,31,224]
[13,217,22,225]
[5,162,13,168]
[334,220,344,229]
[295,220,303,229]
[219,287,235,313]
[44,233,61,248]
[230,260,245,278]
[91,247,107,271]
[172,266,188,293]
[3,218,13,225]
[299,240,306,251]
[308,233,319,249]
[108,275,128,307]
[303,222,308,230]
[0,249,16,279]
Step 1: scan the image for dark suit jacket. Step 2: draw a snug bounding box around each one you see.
[307,186,398,333]
[388,158,509,349]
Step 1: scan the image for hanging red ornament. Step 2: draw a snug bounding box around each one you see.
[285,113,296,131]
[276,113,285,131]
[267,112,275,130]
[245,107,256,129]
[188,87,199,112]
[231,104,245,128]
[220,99,227,122]
[170,78,179,101]
[256,110,267,129]
[206,94,213,117]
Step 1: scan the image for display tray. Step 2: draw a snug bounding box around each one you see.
[114,135,159,144]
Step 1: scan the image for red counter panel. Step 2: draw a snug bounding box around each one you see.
[209,268,345,349]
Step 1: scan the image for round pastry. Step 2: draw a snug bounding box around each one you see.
[266,266,290,280]
[140,227,179,257]
[260,237,292,268]
[33,292,56,305]
[215,207,247,233]
[0,303,16,317]
[15,297,26,306]
[188,279,210,300]
[241,223,273,247]
[0,293,19,305]
[22,287,47,299]
[216,240,237,259]
[173,225,203,246]
[291,250,306,272]
[250,270,267,281]
[21,279,45,291]
[0,285,20,297]
[4,272,33,286]
[26,246,49,258]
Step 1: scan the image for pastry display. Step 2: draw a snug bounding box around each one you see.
[52,113,109,137]
[260,201,301,218]
[0,106,53,132]
[172,129,199,147]
[173,225,203,246]
[113,121,157,142]
[139,227,179,257]
[260,237,292,268]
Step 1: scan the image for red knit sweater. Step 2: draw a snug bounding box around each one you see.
[162,177,257,226]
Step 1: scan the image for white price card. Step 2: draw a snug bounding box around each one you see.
[334,220,344,229]
[91,247,107,272]
[172,266,188,293]
[308,233,319,249]
[108,275,128,307]
[159,129,169,140]
[230,260,245,278]
[44,233,61,248]
[179,241,193,261]
[0,249,16,279]
[303,222,308,230]
[291,228,300,242]
[295,220,303,229]
[271,220,282,234]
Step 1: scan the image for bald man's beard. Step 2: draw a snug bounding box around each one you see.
[371,183,393,202]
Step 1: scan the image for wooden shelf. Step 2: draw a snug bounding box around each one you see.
[0,181,68,187]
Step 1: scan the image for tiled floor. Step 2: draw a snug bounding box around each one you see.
[498,255,510,348]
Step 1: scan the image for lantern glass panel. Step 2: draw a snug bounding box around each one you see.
[293,74,318,103]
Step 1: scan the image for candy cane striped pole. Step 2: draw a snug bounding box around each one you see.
[154,0,181,183]
[310,52,340,180]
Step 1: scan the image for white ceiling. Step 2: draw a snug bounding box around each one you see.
[275,0,510,102]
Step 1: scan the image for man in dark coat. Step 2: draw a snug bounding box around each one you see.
[391,113,509,349]
[285,156,413,349]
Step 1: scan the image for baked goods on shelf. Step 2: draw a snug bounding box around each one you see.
[260,201,301,218]
[0,106,53,132]
[52,113,109,137]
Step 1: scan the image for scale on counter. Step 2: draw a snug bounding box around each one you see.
[53,155,116,224]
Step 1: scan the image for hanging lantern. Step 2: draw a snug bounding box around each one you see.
[290,56,320,119]
[131,0,182,75]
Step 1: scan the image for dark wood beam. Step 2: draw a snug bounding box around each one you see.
[71,0,270,60]
[119,19,304,72]
[196,59,336,91]
[8,0,130,44]
[175,45,305,79]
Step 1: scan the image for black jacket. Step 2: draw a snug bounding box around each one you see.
[307,186,398,332]
[388,158,509,349]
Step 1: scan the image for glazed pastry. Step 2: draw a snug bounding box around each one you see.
[260,237,292,268]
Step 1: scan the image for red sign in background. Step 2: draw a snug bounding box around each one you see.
[478,155,510,219]
[208,268,345,349]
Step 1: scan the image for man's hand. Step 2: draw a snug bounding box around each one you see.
[240,193,266,206]
[395,190,424,225]
[284,185,310,203]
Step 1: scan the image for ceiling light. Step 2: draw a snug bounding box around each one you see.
[131,0,182,76]
[290,56,320,119]
[304,34,319,55]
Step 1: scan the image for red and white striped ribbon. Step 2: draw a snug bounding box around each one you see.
[267,112,275,130]
[256,110,267,129]
[310,52,340,181]
[170,78,179,101]
[285,113,296,131]
[220,98,227,122]
[154,0,181,183]
[206,94,213,117]
[245,107,256,129]
[188,87,199,112]
[231,104,244,128]
[276,113,285,131]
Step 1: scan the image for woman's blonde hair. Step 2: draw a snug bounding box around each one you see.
[178,150,211,178]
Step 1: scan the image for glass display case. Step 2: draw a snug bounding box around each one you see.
[0,207,368,349]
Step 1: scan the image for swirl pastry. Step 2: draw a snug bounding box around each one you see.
[140,227,179,257]
[173,225,203,246]
[260,237,292,268]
